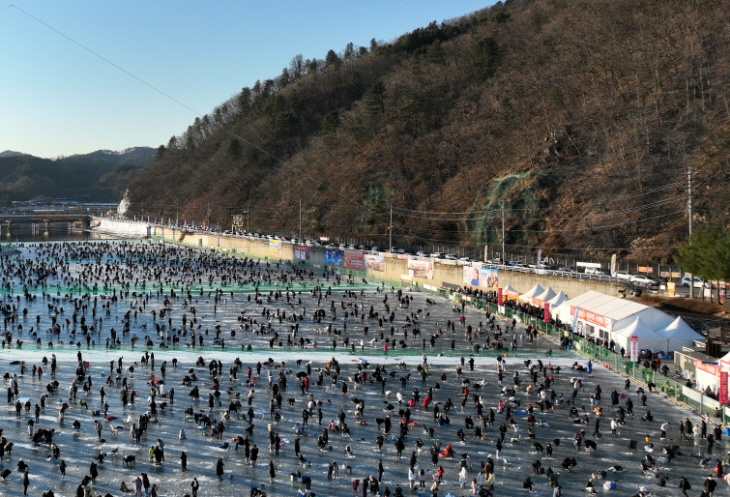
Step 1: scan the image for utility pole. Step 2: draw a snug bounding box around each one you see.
[501,203,506,263]
[247,200,250,233]
[206,201,210,229]
[299,199,302,241]
[175,202,179,227]
[688,165,694,299]
[389,206,393,253]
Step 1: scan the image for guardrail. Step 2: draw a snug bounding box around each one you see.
[99,218,703,296]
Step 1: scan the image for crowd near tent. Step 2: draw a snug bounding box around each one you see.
[554,290,702,353]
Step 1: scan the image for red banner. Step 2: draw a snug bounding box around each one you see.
[544,302,550,323]
[721,372,728,405]
[498,288,503,306]
[569,306,608,329]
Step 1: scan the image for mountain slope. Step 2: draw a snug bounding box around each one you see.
[126,0,730,261]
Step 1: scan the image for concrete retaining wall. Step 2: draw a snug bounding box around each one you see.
[99,218,619,298]
[92,218,150,237]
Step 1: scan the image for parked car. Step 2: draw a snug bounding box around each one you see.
[614,271,632,281]
[585,267,608,275]
[630,274,659,286]
[680,275,711,288]
[415,251,428,257]
[444,254,458,260]
[430,252,445,258]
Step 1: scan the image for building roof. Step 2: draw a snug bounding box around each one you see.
[558,290,650,322]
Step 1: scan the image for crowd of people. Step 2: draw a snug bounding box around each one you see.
[0,241,723,497]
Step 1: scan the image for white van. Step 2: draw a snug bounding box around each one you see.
[585,267,607,275]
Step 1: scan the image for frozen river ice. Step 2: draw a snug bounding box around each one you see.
[0,241,721,497]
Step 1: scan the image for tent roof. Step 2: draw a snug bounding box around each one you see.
[615,316,657,338]
[559,290,649,322]
[520,283,545,299]
[547,291,568,307]
[662,316,703,340]
[503,284,519,294]
[534,287,557,302]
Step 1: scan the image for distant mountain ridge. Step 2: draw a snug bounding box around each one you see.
[0,147,155,202]
[0,150,27,158]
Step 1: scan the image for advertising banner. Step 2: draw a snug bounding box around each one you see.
[269,239,282,255]
[544,302,551,323]
[569,306,608,329]
[294,245,310,260]
[344,249,365,270]
[659,270,683,278]
[364,254,385,272]
[484,245,488,262]
[630,336,639,362]
[479,268,499,288]
[497,288,503,306]
[638,266,654,273]
[610,254,617,277]
[408,257,434,280]
[324,250,342,266]
[463,267,479,286]
[721,372,729,405]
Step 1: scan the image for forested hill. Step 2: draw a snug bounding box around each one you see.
[0,147,155,202]
[126,0,730,260]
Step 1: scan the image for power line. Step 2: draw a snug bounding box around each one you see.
[390,181,685,218]
[11,5,432,248]
[394,195,682,222]
[512,210,685,233]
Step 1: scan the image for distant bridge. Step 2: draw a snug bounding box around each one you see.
[0,210,91,223]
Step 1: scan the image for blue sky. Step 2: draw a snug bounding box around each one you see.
[0,1,492,158]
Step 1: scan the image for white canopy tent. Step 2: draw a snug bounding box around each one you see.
[502,284,520,298]
[518,283,545,302]
[555,290,699,352]
[662,316,703,342]
[547,290,568,307]
[533,287,557,303]
[555,290,675,332]
[613,317,668,353]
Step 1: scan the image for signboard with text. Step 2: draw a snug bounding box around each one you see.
[364,254,385,272]
[294,245,310,260]
[269,239,282,255]
[408,257,434,280]
[569,305,608,329]
[343,249,364,270]
[324,250,342,266]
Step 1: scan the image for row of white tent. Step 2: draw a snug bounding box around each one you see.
[512,285,702,353]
